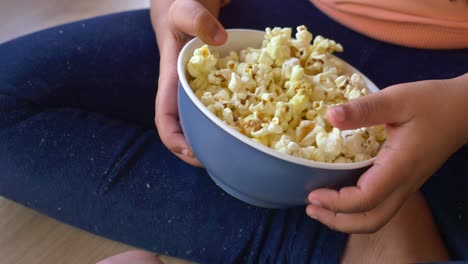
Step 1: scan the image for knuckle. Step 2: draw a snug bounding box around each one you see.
[366,220,385,233]
[351,211,379,234]
[354,214,371,233]
[169,1,210,37]
[159,133,171,148]
[155,124,174,150]
[154,111,164,127]
[326,222,337,231]
[332,189,346,213]
[359,194,375,212]
[324,198,340,213]
[191,7,210,33]
[168,2,180,25]
[154,116,160,128]
[325,212,338,231]
[365,211,388,233]
[353,98,374,123]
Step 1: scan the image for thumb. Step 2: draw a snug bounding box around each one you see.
[327,87,412,130]
[169,0,227,45]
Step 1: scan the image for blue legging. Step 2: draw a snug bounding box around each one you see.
[0,1,467,263]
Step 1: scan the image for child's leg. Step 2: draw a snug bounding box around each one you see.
[341,192,449,263]
[99,191,450,264]
[0,10,347,264]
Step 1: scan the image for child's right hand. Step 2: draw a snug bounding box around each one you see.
[151,0,227,166]
[307,73,468,233]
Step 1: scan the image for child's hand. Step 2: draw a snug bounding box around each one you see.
[151,0,227,166]
[306,74,468,233]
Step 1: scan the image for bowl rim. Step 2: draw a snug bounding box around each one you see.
[178,28,379,170]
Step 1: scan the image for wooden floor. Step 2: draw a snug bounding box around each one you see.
[0,197,193,264]
[0,1,192,263]
[0,0,150,43]
[0,197,134,264]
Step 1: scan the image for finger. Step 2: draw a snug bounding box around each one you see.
[327,85,413,130]
[97,250,163,264]
[173,151,203,167]
[156,45,202,167]
[156,86,203,168]
[155,103,202,167]
[169,0,227,45]
[306,187,408,233]
[308,134,416,213]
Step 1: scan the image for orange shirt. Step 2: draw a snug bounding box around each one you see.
[310,0,468,49]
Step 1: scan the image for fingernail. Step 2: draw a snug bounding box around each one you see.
[181,149,192,157]
[311,200,322,207]
[306,206,317,219]
[331,106,345,122]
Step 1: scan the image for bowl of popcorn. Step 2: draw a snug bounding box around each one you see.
[177,26,386,208]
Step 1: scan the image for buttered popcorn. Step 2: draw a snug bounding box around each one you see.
[186,26,386,163]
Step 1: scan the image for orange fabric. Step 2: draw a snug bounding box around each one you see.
[310,0,468,49]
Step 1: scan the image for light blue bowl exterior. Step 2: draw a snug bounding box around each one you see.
[178,83,368,208]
